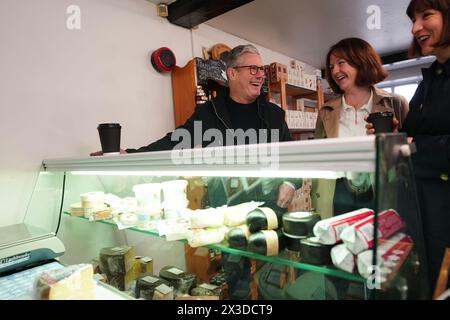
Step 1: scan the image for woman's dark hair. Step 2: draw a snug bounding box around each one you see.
[325,37,388,94]
[407,0,450,57]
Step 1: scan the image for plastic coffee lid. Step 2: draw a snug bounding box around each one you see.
[97,123,121,129]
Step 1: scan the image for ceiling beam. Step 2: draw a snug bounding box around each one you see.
[167,0,254,29]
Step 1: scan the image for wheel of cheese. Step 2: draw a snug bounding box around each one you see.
[247,229,285,256]
[282,211,321,238]
[299,237,333,265]
[246,207,279,233]
[283,232,304,252]
[227,225,250,250]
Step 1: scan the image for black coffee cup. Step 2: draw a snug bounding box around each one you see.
[367,112,394,133]
[97,123,121,154]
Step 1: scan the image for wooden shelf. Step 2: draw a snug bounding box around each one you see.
[268,78,323,113]
[271,82,316,97]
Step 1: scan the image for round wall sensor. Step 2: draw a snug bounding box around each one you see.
[151,47,176,72]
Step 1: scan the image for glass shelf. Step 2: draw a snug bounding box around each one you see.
[63,212,366,284]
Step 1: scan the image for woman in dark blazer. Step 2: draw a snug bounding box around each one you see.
[402,0,450,295]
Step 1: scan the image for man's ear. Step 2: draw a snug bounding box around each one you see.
[226,67,236,81]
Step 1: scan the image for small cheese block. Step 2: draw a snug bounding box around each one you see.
[153,284,174,300]
[135,273,170,300]
[106,263,137,291]
[139,256,153,274]
[100,246,136,276]
[159,266,197,294]
[35,264,95,300]
[135,256,153,278]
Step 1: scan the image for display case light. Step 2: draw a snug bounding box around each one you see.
[69,170,340,179]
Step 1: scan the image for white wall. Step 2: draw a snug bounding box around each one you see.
[0,0,319,270]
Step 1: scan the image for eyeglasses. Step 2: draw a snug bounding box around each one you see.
[233,65,265,75]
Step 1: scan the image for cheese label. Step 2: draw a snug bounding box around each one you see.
[261,230,279,256]
[238,225,250,239]
[167,267,184,275]
[155,283,172,295]
[260,207,278,229]
[142,276,159,284]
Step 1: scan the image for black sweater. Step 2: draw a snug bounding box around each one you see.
[126,89,291,153]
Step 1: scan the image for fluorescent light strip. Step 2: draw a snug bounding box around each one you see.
[70,170,341,179]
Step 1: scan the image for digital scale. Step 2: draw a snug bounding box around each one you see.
[0,223,130,300]
[0,223,66,299]
[0,223,65,275]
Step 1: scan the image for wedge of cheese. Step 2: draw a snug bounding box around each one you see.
[35,264,95,300]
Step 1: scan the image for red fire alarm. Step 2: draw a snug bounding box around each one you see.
[151,47,176,73]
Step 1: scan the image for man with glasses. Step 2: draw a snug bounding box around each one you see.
[120,44,298,212]
[122,44,293,152]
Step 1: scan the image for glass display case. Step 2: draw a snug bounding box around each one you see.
[24,133,429,300]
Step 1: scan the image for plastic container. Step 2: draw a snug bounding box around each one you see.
[132,183,162,217]
[80,192,105,218]
[161,180,188,203]
[162,200,189,219]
